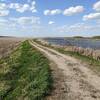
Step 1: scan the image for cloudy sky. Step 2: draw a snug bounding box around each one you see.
[0,0,100,37]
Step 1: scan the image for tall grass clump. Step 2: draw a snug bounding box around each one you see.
[0,40,52,100]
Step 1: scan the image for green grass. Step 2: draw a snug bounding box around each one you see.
[0,40,52,100]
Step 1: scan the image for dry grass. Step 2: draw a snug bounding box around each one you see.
[0,37,22,58]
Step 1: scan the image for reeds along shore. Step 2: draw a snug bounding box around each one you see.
[34,39,100,61]
[64,46,100,61]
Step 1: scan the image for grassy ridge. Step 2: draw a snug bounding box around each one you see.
[0,41,52,100]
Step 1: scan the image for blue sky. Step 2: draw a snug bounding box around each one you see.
[0,0,100,37]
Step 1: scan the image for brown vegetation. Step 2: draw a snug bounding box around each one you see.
[0,37,22,58]
[64,46,100,60]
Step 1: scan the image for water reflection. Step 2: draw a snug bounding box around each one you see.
[45,38,100,49]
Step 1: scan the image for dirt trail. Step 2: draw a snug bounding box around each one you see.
[30,41,100,100]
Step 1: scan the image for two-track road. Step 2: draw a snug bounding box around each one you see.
[30,41,100,100]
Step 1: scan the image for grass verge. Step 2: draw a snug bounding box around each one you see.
[57,48,100,74]
[0,40,52,100]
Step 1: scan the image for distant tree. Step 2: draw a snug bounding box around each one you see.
[92,36,100,39]
[73,36,84,38]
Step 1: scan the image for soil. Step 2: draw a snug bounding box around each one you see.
[30,41,100,100]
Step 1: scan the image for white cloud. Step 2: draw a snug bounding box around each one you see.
[0,18,13,29]
[0,10,9,16]
[51,9,61,15]
[0,18,8,23]
[17,4,30,13]
[44,6,84,16]
[17,17,40,25]
[83,13,100,20]
[48,21,55,25]
[0,16,41,36]
[0,3,7,10]
[44,10,50,15]
[63,6,84,16]
[93,1,100,11]
[0,3,9,16]
[31,1,36,5]
[83,1,100,21]
[10,16,40,27]
[0,18,8,27]
[57,23,100,33]
[44,9,61,15]
[30,1,37,12]
[0,17,43,37]
[9,3,36,13]
[0,1,37,14]
[0,16,40,29]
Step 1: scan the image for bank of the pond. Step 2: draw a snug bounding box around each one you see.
[34,39,100,74]
[0,40,52,100]
[57,48,100,73]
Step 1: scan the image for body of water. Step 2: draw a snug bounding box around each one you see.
[44,38,100,49]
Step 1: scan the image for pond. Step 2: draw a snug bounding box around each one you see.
[44,38,100,50]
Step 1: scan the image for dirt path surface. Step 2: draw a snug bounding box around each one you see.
[30,41,100,100]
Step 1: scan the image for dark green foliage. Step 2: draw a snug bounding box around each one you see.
[73,36,84,38]
[92,36,100,39]
[0,40,52,100]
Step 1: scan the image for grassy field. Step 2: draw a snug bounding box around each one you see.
[0,40,52,100]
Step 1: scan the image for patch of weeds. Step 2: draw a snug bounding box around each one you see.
[0,40,52,100]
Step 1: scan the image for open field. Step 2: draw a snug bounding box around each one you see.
[0,37,22,59]
[0,40,52,100]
